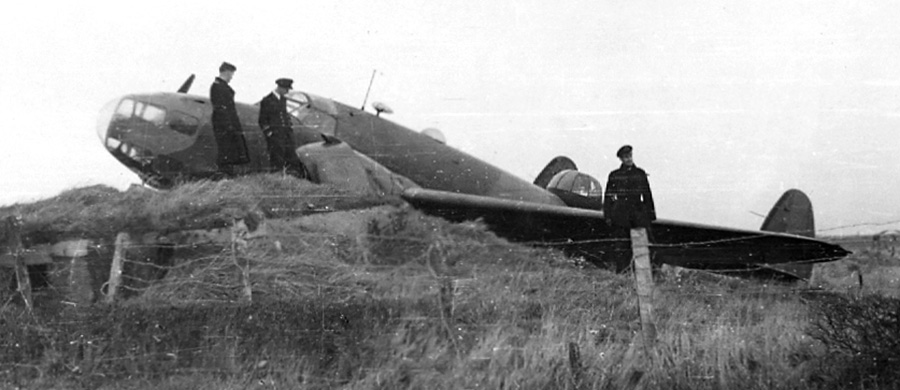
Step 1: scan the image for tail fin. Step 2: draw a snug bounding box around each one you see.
[533,156,577,188]
[760,189,815,237]
[760,189,816,279]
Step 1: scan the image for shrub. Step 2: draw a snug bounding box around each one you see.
[807,293,900,388]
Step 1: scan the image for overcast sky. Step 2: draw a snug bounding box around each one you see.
[1,1,898,235]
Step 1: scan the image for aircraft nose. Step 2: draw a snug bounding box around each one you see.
[96,97,120,146]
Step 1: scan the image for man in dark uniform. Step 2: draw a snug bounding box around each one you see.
[210,62,250,175]
[258,78,306,178]
[603,145,656,270]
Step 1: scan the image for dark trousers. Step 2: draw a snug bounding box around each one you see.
[212,123,249,168]
[608,224,654,272]
[265,127,306,177]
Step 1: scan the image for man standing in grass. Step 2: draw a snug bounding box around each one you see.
[603,145,656,270]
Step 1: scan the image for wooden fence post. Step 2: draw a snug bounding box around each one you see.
[232,220,251,302]
[6,216,32,311]
[67,240,94,305]
[568,341,585,390]
[615,227,656,390]
[630,227,657,345]
[105,232,130,303]
[439,277,454,319]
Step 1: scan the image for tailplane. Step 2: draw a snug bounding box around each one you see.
[759,189,816,279]
[533,156,577,188]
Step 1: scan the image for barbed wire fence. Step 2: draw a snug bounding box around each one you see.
[3,210,897,305]
[3,213,895,304]
[0,209,898,386]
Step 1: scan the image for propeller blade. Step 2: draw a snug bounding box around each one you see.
[177,74,196,93]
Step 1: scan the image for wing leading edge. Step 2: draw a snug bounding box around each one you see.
[401,188,850,276]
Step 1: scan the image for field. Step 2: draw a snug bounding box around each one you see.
[1,175,898,389]
[812,234,900,298]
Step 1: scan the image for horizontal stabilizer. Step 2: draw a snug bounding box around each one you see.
[533,156,577,188]
[401,188,850,280]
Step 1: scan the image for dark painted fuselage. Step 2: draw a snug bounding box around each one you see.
[96,91,562,205]
[96,88,850,278]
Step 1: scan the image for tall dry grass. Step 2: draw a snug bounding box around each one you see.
[2,176,897,389]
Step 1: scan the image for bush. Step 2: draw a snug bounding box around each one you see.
[807,294,900,388]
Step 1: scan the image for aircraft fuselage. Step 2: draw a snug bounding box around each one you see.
[95,85,850,279]
[96,90,563,205]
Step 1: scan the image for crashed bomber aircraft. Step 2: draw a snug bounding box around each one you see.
[88,74,850,279]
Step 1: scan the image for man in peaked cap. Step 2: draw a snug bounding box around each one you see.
[603,145,656,270]
[258,78,307,178]
[209,62,250,175]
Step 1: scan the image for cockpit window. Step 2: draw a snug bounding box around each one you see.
[135,102,166,126]
[284,91,336,136]
[285,94,309,120]
[166,110,200,136]
[573,175,603,197]
[113,98,177,132]
[115,99,135,119]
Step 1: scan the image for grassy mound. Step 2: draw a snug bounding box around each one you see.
[3,203,869,390]
[133,204,571,304]
[0,174,401,245]
[3,177,899,389]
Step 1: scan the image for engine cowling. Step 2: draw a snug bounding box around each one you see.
[545,169,603,210]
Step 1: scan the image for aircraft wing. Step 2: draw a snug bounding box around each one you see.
[401,188,850,274]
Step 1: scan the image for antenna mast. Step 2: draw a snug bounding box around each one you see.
[360,69,377,110]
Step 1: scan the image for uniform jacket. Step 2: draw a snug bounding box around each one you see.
[209,77,249,164]
[603,164,656,228]
[258,92,294,132]
[258,91,303,172]
[210,77,242,132]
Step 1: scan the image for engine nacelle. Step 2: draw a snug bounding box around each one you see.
[546,169,603,210]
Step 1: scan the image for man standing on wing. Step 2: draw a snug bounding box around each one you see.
[258,78,306,178]
[209,62,250,175]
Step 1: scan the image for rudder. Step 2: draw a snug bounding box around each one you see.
[761,189,815,237]
[760,189,816,279]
